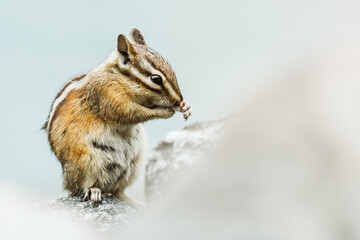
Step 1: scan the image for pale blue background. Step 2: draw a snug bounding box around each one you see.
[0,0,358,198]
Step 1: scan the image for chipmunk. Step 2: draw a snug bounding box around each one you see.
[43,28,192,206]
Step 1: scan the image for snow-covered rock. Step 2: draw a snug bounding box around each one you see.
[38,195,137,231]
[145,116,233,201]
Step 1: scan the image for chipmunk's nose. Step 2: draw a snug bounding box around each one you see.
[171,94,183,107]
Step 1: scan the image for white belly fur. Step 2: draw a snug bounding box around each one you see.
[83,123,146,192]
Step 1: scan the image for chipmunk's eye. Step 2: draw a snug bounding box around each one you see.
[150,74,163,86]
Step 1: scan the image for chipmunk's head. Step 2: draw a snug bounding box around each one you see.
[116,28,183,110]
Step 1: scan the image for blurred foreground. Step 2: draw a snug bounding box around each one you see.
[123,43,360,240]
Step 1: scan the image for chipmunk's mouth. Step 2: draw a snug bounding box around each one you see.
[148,104,172,110]
[145,103,180,111]
[142,99,180,111]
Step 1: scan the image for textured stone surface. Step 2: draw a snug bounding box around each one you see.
[36,118,234,232]
[38,195,137,231]
[145,116,233,201]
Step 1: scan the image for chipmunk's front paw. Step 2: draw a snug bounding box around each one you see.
[155,107,175,119]
[89,187,102,203]
[180,101,192,120]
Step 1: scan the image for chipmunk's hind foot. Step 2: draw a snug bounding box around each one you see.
[82,188,90,201]
[82,187,102,203]
[90,187,102,203]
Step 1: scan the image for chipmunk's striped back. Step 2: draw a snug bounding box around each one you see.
[43,73,88,132]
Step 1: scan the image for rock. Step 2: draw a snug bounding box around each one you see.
[145,116,233,201]
[122,43,360,240]
[37,195,137,231]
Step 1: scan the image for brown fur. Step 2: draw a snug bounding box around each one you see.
[44,29,184,202]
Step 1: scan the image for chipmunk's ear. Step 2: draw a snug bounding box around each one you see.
[129,28,146,45]
[117,34,132,65]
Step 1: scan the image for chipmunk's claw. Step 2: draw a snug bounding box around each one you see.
[180,101,192,120]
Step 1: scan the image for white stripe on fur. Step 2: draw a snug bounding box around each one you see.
[47,76,89,130]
